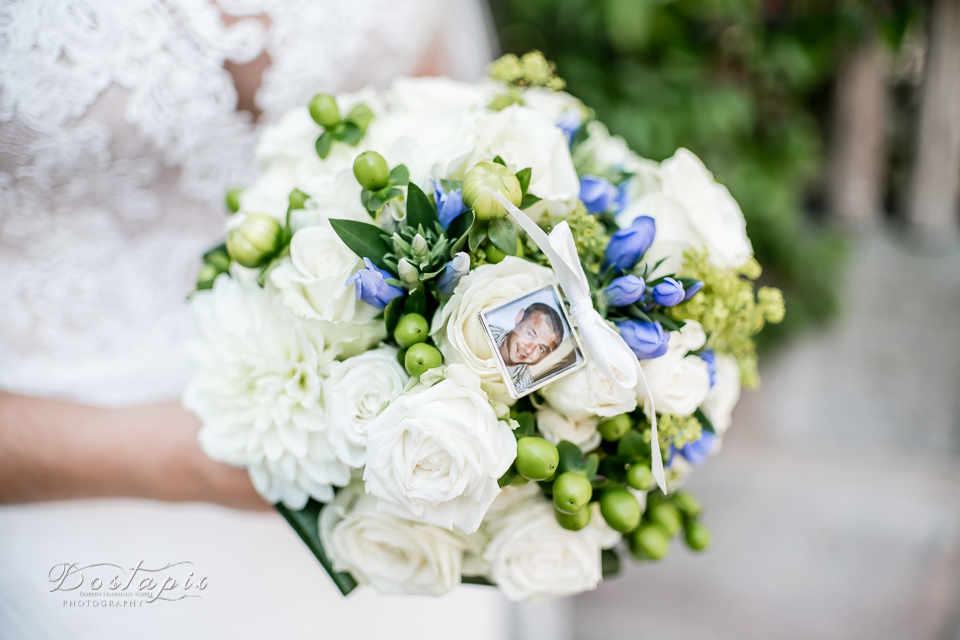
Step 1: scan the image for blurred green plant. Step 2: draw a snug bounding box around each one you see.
[489,0,918,346]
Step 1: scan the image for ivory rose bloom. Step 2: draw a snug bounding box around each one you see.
[322,347,408,468]
[270,226,385,355]
[536,407,601,453]
[185,276,348,509]
[637,321,711,418]
[431,257,555,403]
[320,485,467,596]
[540,355,637,420]
[362,367,517,534]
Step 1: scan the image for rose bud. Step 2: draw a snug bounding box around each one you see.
[616,320,670,359]
[308,93,340,128]
[603,215,655,271]
[515,437,559,481]
[461,161,522,220]
[353,151,390,191]
[651,277,685,306]
[226,213,282,268]
[552,472,593,514]
[600,489,641,533]
[555,505,592,531]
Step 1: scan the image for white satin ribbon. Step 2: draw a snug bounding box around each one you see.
[488,191,666,492]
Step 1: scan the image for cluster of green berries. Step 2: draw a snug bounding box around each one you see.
[393,313,442,377]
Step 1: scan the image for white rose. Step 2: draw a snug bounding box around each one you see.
[700,353,741,435]
[468,105,580,209]
[637,321,711,417]
[362,372,517,534]
[322,347,408,468]
[431,257,555,404]
[269,226,385,354]
[184,276,348,509]
[320,485,466,596]
[619,148,753,272]
[540,355,637,420]
[483,499,604,601]
[536,407,601,453]
[521,87,584,125]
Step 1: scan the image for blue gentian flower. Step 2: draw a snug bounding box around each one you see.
[616,319,669,359]
[436,252,470,296]
[604,275,645,307]
[683,280,704,301]
[652,277,685,306]
[433,181,468,231]
[345,258,404,309]
[700,350,717,387]
[603,216,656,271]
[671,431,716,466]
[580,175,619,214]
[557,110,580,147]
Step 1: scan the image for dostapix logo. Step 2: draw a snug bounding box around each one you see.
[49,561,208,609]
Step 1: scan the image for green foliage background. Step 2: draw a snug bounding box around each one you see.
[488,0,919,346]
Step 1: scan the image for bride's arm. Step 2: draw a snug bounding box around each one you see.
[0,392,267,510]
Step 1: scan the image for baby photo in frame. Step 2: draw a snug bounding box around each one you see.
[479,284,586,399]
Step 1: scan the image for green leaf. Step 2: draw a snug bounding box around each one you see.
[556,440,584,475]
[694,408,715,433]
[462,575,495,586]
[384,296,405,336]
[315,131,334,159]
[379,187,402,202]
[678,277,701,290]
[583,453,600,479]
[515,167,532,195]
[617,430,647,461]
[405,182,440,230]
[447,209,475,256]
[361,189,384,213]
[649,311,681,332]
[274,500,357,596]
[345,103,374,133]
[624,304,652,323]
[440,178,463,193]
[488,218,518,254]
[329,219,392,272]
[389,164,409,186]
[404,286,427,316]
[468,224,487,253]
[492,155,506,166]
[601,549,621,577]
[520,193,541,209]
[513,411,536,438]
[498,466,519,488]
[335,121,362,145]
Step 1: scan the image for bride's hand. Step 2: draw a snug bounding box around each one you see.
[0,392,268,511]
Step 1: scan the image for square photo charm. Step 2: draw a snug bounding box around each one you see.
[478,284,586,399]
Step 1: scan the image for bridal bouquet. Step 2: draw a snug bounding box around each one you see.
[185,52,783,601]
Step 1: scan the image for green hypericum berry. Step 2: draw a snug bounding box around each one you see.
[648,502,682,537]
[404,343,442,378]
[394,313,429,348]
[552,472,593,514]
[598,413,632,441]
[555,505,591,531]
[626,464,653,491]
[196,263,220,290]
[309,93,340,128]
[346,103,374,132]
[485,237,523,264]
[225,187,243,213]
[684,522,711,551]
[600,489,641,533]
[353,151,390,191]
[461,161,522,220]
[288,189,310,210]
[671,491,702,518]
[631,523,670,560]
[515,437,559,481]
[226,213,282,268]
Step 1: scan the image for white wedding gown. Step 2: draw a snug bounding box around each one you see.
[0,2,512,638]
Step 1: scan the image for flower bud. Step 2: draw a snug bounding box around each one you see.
[226,213,282,268]
[515,437,559,481]
[288,188,310,210]
[647,502,681,537]
[626,463,653,491]
[579,175,619,214]
[630,523,670,560]
[604,275,645,308]
[555,505,591,531]
[411,234,429,260]
[603,216,656,271]
[684,522,711,551]
[353,151,390,191]
[397,258,420,286]
[600,489,641,533]
[598,413,632,441]
[462,161,522,220]
[616,320,670,359]
[345,258,404,310]
[552,472,593,514]
[652,277,685,306]
[436,252,470,296]
[308,93,340,128]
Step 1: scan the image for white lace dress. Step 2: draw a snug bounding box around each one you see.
[0,1,509,637]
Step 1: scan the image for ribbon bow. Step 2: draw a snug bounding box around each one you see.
[489,191,666,492]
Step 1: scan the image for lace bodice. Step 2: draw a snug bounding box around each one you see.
[0,0,493,405]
